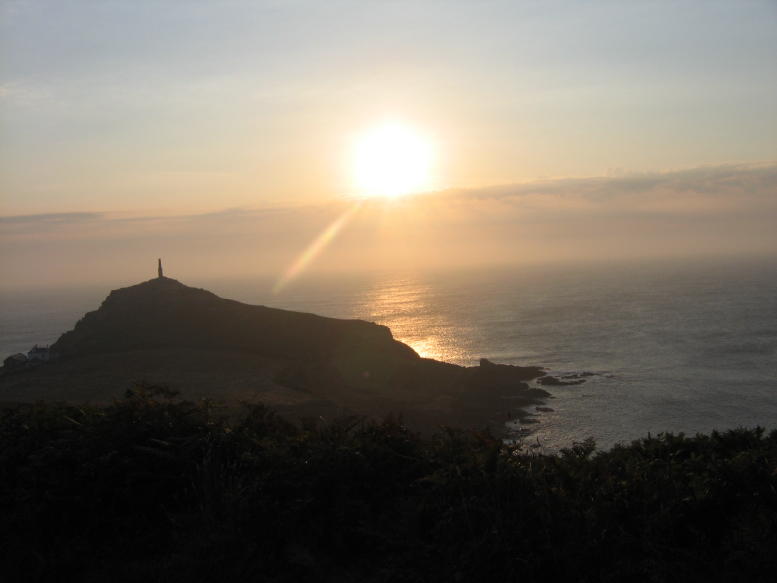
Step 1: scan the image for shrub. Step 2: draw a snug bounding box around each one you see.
[1,387,776,582]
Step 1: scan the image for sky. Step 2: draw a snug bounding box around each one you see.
[1,1,776,286]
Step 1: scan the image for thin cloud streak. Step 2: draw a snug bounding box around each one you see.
[0,212,102,224]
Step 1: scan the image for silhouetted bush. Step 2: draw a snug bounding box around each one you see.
[1,387,776,582]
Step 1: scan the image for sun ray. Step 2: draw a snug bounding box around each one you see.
[272,201,363,293]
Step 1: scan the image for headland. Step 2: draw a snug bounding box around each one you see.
[1,275,551,434]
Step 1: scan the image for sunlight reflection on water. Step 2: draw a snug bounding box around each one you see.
[349,275,470,363]
[330,261,777,451]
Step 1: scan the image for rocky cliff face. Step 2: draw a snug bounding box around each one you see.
[52,277,418,363]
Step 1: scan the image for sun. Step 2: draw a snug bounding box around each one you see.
[351,121,435,198]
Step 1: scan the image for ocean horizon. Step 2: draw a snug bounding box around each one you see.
[2,255,776,450]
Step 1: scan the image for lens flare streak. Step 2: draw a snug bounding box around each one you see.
[273,201,362,293]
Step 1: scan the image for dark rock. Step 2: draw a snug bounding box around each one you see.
[524,387,552,399]
[538,375,586,386]
[472,358,545,385]
[2,353,28,372]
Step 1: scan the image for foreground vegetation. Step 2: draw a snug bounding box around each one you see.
[2,386,776,582]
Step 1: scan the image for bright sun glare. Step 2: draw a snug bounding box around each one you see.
[351,122,435,198]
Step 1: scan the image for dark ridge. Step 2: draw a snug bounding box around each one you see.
[2,277,547,434]
[52,276,417,362]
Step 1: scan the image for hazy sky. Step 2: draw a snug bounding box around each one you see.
[1,1,776,286]
[3,162,776,287]
[2,0,776,215]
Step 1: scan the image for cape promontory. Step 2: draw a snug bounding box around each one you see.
[52,276,417,362]
[2,276,548,432]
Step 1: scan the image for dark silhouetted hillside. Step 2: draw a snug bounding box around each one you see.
[52,276,417,362]
[1,277,547,432]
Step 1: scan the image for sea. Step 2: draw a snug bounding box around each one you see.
[2,256,776,451]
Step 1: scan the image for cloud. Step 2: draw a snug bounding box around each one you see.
[445,162,777,202]
[429,162,777,221]
[1,163,776,287]
[0,212,102,224]
[3,162,776,232]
